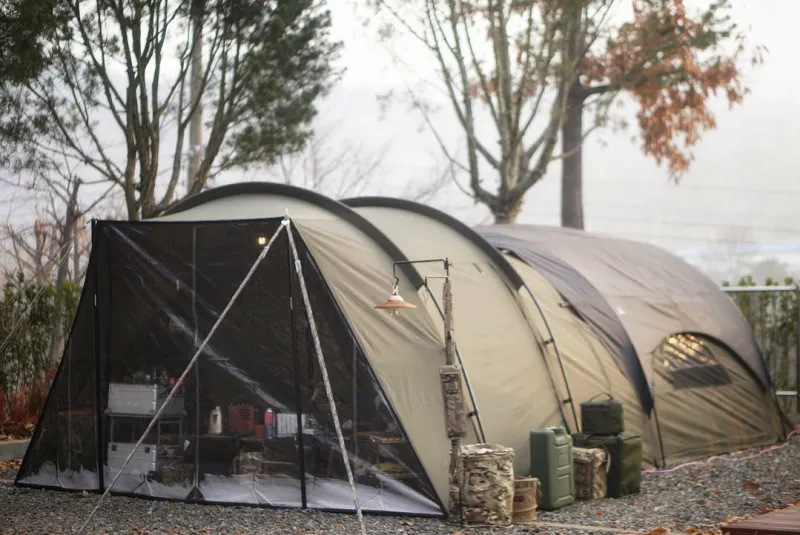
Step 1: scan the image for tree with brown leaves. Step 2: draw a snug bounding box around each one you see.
[367,0,605,223]
[561,0,763,228]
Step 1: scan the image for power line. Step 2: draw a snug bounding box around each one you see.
[590,179,800,197]
[519,213,800,239]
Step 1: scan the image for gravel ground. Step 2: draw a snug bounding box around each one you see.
[1,437,799,535]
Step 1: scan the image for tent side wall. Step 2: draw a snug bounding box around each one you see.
[16,251,101,490]
[345,202,563,478]
[476,226,655,413]
[480,224,785,467]
[293,219,453,507]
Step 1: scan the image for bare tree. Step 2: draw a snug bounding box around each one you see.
[366,0,615,223]
[0,0,340,221]
[1,218,60,285]
[716,225,752,282]
[261,123,448,203]
[264,125,389,200]
[1,162,110,367]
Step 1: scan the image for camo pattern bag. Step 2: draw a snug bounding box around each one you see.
[457,443,515,526]
[573,446,608,500]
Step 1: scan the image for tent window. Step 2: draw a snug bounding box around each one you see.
[659,334,732,389]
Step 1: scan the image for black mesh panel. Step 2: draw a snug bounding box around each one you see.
[15,218,440,515]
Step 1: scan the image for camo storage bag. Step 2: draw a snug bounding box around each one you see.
[459,443,515,526]
[572,446,608,500]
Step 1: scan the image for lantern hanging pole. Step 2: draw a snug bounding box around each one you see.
[285,221,367,535]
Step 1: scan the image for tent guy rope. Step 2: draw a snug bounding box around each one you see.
[75,218,290,535]
[286,220,367,535]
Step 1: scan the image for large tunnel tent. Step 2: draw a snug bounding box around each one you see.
[16,183,787,516]
[347,200,787,467]
[473,224,786,464]
[475,225,773,400]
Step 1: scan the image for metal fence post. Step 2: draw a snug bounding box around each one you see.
[795,285,800,414]
[722,284,799,414]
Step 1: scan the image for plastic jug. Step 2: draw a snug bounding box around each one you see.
[529,426,575,510]
[208,406,222,435]
[265,408,275,438]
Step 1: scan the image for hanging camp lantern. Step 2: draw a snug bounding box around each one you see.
[374,285,416,316]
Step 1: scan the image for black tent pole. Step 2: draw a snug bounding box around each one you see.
[91,220,105,491]
[189,226,203,501]
[288,227,308,508]
[652,405,667,468]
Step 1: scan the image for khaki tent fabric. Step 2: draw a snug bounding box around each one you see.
[651,334,784,464]
[294,219,454,503]
[156,195,454,506]
[150,184,786,508]
[502,255,656,462]
[348,206,561,478]
[476,224,773,411]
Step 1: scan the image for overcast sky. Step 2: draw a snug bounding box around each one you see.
[2,0,798,280]
[313,0,800,277]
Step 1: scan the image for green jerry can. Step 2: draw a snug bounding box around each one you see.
[572,432,642,498]
[529,427,575,510]
[580,395,625,436]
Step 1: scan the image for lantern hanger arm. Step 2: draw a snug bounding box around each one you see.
[424,275,450,289]
[392,258,450,285]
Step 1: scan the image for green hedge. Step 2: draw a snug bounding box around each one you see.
[0,273,80,396]
[722,276,798,412]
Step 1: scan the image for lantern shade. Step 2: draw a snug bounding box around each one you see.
[375,292,416,311]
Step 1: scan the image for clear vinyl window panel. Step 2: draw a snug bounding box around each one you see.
[659,333,732,389]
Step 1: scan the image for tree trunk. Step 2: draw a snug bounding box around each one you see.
[492,196,525,224]
[561,92,585,229]
[71,219,81,282]
[187,0,205,193]
[48,186,79,370]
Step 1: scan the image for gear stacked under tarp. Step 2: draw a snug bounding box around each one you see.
[572,433,642,498]
[574,395,642,499]
[459,443,515,526]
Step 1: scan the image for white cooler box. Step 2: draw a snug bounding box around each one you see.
[107,442,160,477]
[108,383,185,416]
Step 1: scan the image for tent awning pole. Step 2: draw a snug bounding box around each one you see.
[286,221,367,535]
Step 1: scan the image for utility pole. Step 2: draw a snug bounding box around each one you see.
[187,0,204,195]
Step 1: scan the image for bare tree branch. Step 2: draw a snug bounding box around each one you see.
[1,0,340,221]
[367,0,593,222]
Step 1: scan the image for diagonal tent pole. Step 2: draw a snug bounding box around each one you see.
[286,220,367,535]
[76,218,290,535]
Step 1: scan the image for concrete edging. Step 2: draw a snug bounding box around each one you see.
[0,439,29,461]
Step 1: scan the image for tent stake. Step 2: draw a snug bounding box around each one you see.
[286,222,367,535]
[75,218,289,535]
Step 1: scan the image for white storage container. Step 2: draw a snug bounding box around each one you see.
[107,383,185,416]
[276,413,316,437]
[107,442,160,477]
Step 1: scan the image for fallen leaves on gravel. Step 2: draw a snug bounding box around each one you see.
[742,481,761,490]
